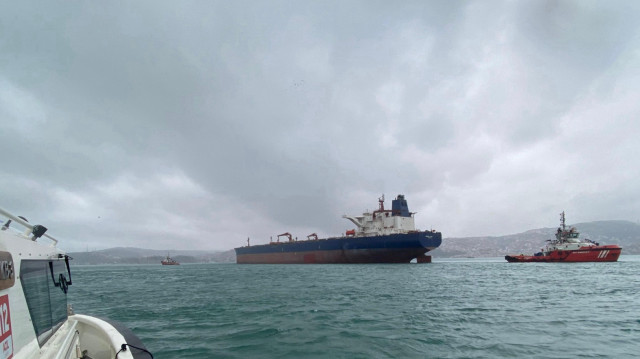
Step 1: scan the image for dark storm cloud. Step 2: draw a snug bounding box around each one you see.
[2,1,640,251]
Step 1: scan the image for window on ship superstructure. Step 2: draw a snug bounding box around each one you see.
[19,259,69,346]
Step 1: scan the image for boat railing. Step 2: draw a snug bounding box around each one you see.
[0,206,59,246]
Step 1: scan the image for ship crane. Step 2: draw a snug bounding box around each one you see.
[342,215,365,229]
[307,233,318,240]
[343,194,388,229]
[277,232,294,242]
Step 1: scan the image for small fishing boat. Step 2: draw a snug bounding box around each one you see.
[0,207,153,358]
[505,211,622,263]
[161,254,179,265]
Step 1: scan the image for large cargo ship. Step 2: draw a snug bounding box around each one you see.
[505,211,622,263]
[235,194,442,264]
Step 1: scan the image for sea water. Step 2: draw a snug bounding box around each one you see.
[68,256,640,358]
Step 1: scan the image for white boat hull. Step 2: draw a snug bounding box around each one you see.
[1,207,151,359]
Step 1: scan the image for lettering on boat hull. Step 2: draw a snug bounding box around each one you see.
[0,253,14,290]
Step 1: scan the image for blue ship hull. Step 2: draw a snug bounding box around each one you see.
[235,231,442,264]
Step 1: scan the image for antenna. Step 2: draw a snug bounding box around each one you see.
[378,194,385,211]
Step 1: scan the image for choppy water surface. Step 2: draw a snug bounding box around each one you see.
[69,257,640,358]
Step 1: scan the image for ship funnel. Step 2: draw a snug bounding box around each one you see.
[391,195,411,217]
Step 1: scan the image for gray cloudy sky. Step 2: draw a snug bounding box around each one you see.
[2,1,639,252]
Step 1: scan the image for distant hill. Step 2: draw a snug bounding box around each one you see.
[68,220,640,264]
[68,247,235,265]
[432,220,640,258]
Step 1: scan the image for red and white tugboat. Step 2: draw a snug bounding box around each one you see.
[505,211,622,263]
[161,253,180,265]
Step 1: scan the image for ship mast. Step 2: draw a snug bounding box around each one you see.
[560,211,566,231]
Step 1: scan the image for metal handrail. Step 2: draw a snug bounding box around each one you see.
[0,207,59,245]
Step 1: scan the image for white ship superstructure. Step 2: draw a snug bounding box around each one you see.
[343,195,417,236]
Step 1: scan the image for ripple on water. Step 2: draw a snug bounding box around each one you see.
[68,259,640,358]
